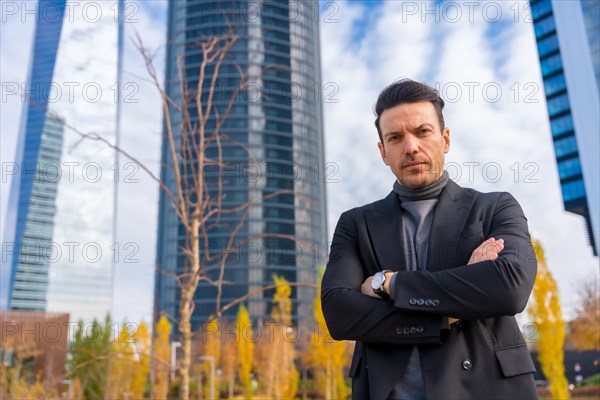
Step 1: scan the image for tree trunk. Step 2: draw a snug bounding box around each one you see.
[179,294,192,400]
[179,222,200,400]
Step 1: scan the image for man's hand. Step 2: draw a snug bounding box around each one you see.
[468,237,504,265]
[360,276,380,298]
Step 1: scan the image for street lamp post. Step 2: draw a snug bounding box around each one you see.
[170,341,182,382]
[198,355,216,400]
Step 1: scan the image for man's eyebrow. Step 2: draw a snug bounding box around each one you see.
[413,123,434,130]
[382,131,402,139]
[383,123,435,137]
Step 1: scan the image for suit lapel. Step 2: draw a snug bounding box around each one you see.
[365,181,476,273]
[364,192,409,272]
[427,180,476,271]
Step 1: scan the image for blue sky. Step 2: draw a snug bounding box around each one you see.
[1,1,597,325]
[317,1,598,324]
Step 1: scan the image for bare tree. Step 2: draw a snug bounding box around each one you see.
[132,23,321,398]
[566,274,600,351]
[26,21,322,400]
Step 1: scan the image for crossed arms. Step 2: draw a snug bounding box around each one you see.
[321,192,537,344]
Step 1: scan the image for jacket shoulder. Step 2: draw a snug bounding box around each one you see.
[449,181,520,206]
[341,193,394,218]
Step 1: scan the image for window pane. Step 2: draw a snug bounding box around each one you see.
[537,35,559,58]
[554,136,578,158]
[547,93,570,116]
[558,157,582,179]
[544,73,566,96]
[532,0,552,20]
[561,179,586,201]
[541,53,562,76]
[535,15,556,38]
[550,115,574,136]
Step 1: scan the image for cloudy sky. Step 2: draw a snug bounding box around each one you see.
[1,0,597,325]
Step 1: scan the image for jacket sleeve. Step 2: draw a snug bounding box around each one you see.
[321,210,444,344]
[392,192,537,319]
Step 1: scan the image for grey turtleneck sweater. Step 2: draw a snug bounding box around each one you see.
[387,171,449,400]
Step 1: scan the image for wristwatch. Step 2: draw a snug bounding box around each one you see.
[371,270,392,300]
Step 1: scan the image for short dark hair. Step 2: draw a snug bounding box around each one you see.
[374,79,445,142]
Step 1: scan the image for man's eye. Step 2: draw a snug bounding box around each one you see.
[419,129,430,134]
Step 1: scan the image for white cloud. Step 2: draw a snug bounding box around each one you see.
[2,0,595,322]
[0,0,166,324]
[111,0,167,325]
[321,0,597,318]
[320,1,437,231]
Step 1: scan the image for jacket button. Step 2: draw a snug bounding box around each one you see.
[416,326,424,334]
[403,327,410,335]
[462,359,472,370]
[417,299,425,306]
[410,327,416,334]
[409,298,417,305]
[396,327,403,335]
[432,299,440,307]
[425,299,433,306]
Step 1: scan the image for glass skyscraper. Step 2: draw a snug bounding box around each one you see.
[1,0,123,322]
[154,0,328,329]
[530,0,600,255]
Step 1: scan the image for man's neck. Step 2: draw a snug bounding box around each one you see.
[393,171,449,202]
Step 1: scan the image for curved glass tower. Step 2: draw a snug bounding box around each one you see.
[154,0,327,329]
[1,0,123,322]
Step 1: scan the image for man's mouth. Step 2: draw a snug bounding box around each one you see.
[403,161,426,169]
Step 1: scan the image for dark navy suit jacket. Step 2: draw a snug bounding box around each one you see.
[321,180,538,399]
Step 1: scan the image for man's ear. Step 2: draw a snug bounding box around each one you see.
[377,142,390,165]
[443,127,451,154]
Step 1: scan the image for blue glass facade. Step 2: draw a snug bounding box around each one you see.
[9,117,64,310]
[1,0,124,322]
[530,0,600,255]
[2,0,67,310]
[154,0,327,329]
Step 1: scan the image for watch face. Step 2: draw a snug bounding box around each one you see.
[371,272,385,290]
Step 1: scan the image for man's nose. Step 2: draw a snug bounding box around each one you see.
[403,135,419,154]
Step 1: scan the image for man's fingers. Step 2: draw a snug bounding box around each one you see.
[482,245,501,259]
[484,238,504,252]
[468,237,505,265]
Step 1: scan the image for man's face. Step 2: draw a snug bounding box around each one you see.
[377,101,450,188]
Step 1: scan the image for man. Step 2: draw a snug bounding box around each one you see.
[321,79,538,399]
